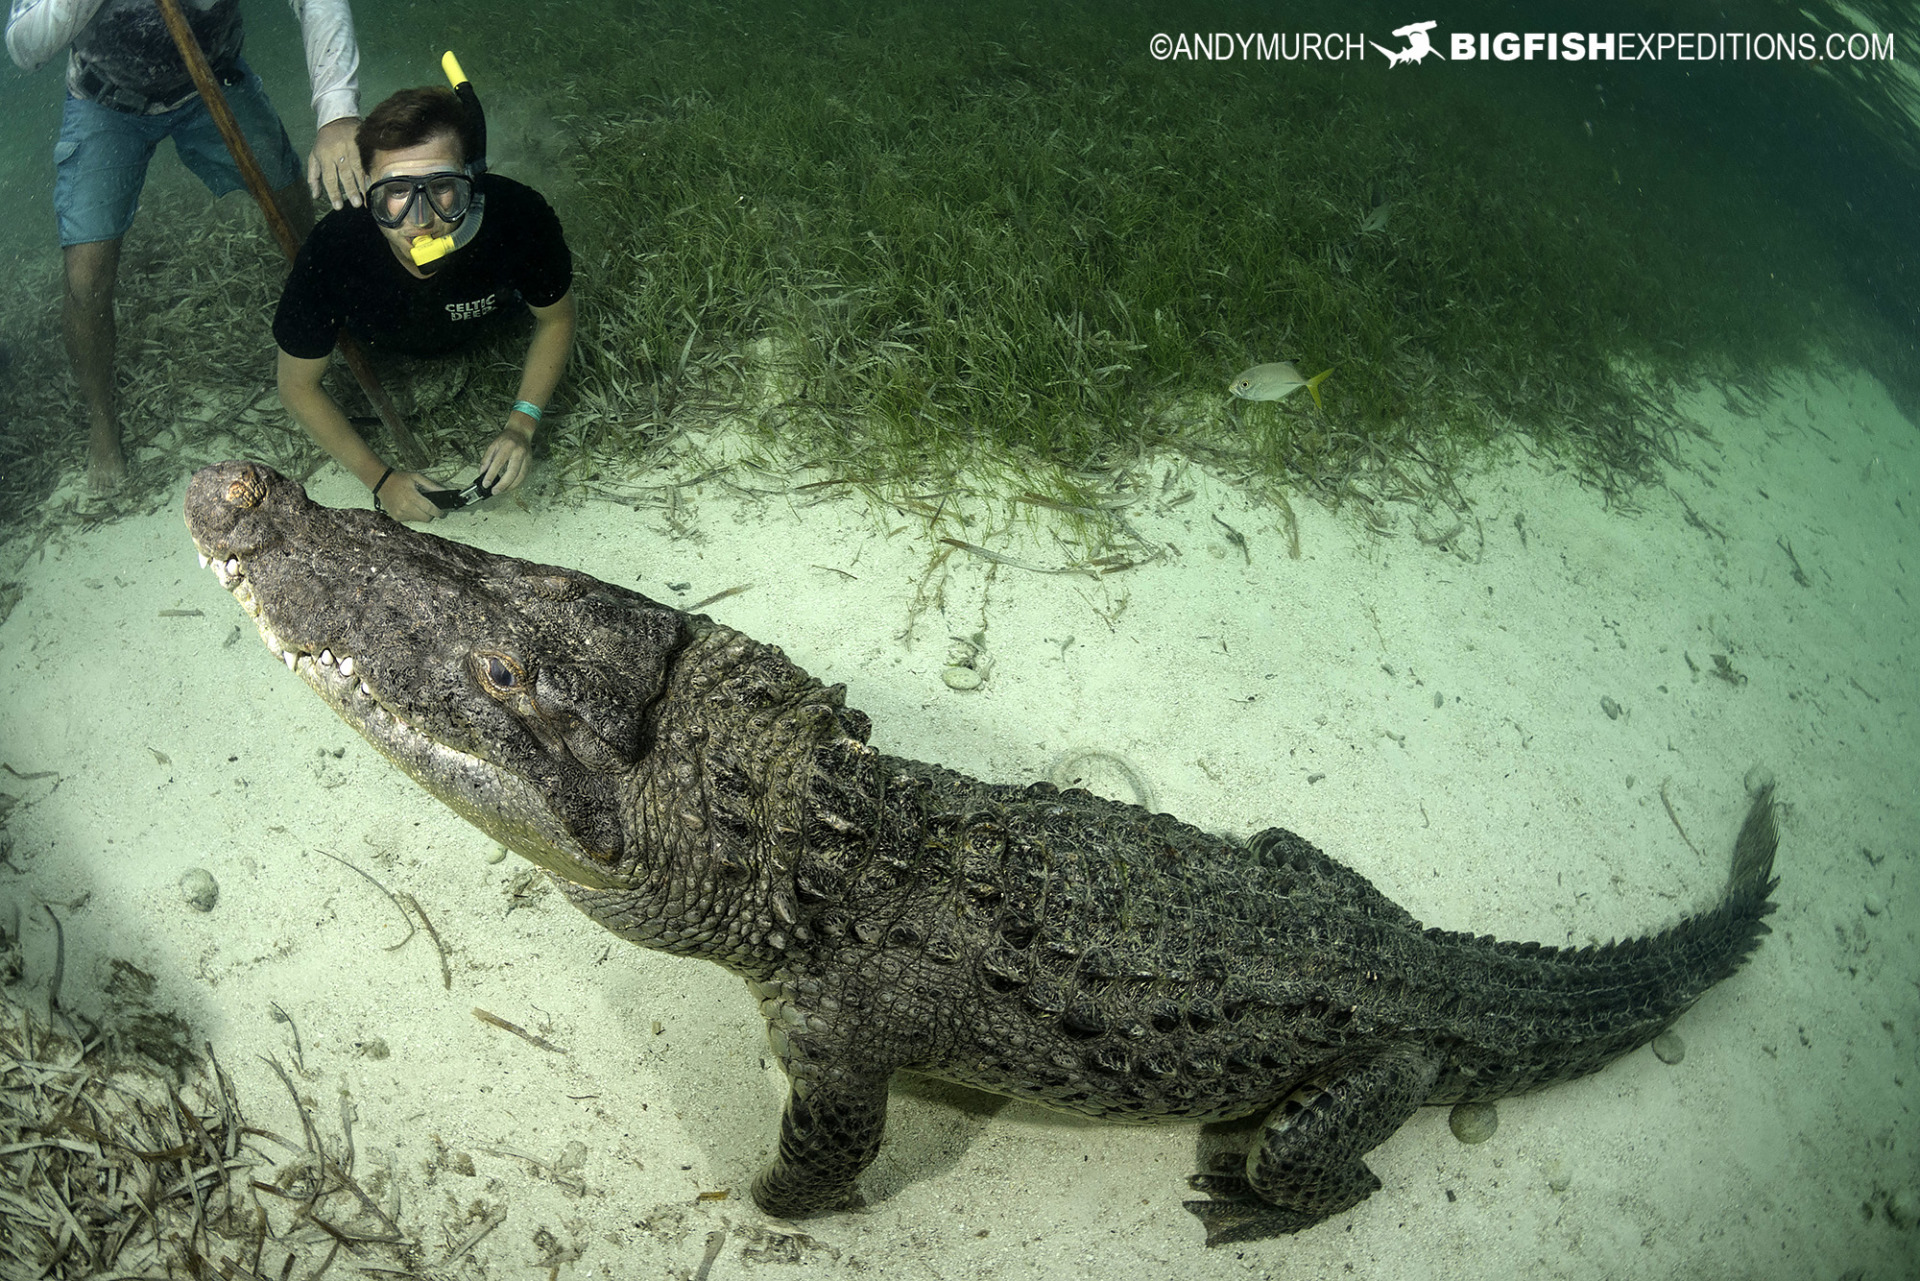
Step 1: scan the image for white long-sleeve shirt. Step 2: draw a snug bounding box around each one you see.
[6,0,359,126]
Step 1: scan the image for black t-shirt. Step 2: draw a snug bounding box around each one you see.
[274,175,572,360]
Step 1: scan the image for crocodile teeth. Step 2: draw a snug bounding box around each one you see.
[285,650,298,671]
[225,557,239,577]
[338,655,355,677]
[319,649,334,666]
[359,680,371,696]
[197,552,209,569]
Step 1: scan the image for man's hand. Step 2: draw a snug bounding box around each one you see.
[377,470,450,523]
[307,117,365,209]
[479,425,535,494]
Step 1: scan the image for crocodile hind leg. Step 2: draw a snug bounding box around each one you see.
[749,1069,891,1218]
[1186,1044,1441,1246]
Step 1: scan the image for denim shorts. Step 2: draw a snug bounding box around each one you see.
[53,59,302,247]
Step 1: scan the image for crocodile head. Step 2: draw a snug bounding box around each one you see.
[183,462,688,890]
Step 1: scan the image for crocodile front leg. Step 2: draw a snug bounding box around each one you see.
[1185,1044,1442,1246]
[743,975,894,1216]
[750,1068,891,1217]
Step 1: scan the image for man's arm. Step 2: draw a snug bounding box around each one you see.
[478,290,576,493]
[288,0,363,207]
[516,291,576,417]
[6,0,106,72]
[277,347,447,522]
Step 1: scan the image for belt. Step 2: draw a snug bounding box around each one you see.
[75,61,243,116]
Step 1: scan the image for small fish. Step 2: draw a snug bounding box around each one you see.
[1228,362,1332,409]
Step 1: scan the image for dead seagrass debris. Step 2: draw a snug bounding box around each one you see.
[0,979,425,1278]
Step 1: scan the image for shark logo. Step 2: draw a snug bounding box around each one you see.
[1372,20,1443,66]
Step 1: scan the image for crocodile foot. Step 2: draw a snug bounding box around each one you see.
[1183,1178,1326,1246]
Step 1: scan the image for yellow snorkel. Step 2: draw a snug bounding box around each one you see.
[408,50,488,270]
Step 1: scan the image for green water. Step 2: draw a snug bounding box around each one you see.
[1,0,1914,527]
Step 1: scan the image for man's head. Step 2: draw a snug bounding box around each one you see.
[357,87,478,175]
[357,88,482,267]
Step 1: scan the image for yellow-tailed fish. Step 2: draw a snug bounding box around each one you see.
[1229,362,1332,409]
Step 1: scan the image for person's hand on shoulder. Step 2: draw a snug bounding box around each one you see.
[308,117,366,209]
[376,470,450,523]
[480,424,534,494]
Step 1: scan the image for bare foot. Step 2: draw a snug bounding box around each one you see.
[87,425,127,493]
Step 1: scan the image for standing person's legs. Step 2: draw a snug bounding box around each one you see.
[61,239,125,490]
[53,94,162,492]
[53,62,310,494]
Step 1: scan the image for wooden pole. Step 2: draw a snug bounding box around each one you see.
[153,0,427,469]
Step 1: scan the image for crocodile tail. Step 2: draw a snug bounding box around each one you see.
[1726,783,1781,917]
[1651,783,1780,998]
[1424,785,1780,1103]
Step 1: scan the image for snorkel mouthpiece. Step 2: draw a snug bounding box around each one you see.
[410,50,488,273]
[410,233,457,267]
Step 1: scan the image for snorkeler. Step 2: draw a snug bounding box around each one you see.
[273,56,575,524]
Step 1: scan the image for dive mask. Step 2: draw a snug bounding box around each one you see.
[367,171,475,229]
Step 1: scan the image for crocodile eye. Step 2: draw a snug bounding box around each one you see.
[476,651,524,691]
[225,468,268,508]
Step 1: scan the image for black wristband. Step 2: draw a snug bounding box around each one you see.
[371,466,394,512]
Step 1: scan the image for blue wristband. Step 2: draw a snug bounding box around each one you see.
[511,400,543,422]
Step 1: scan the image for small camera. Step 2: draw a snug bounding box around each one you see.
[424,474,495,511]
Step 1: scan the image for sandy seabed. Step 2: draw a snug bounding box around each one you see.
[2,367,1915,1280]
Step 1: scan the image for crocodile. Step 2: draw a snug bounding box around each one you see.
[183,461,1780,1245]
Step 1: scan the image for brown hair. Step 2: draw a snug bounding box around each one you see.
[356,87,479,174]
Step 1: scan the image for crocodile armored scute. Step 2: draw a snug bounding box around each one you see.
[183,462,1780,1246]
